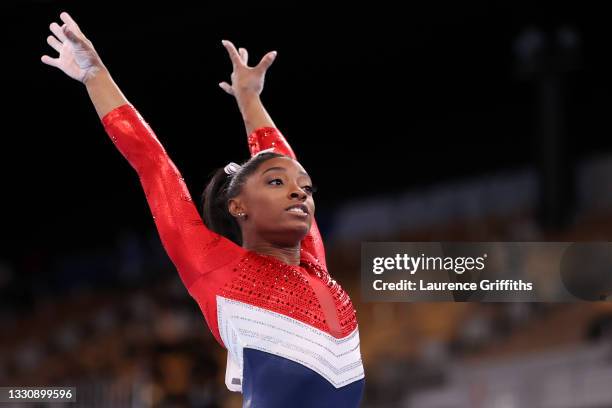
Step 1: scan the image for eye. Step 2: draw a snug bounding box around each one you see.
[268,178,283,186]
[303,185,317,194]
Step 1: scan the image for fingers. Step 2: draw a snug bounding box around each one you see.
[47,35,62,53]
[239,47,249,65]
[59,11,80,33]
[218,81,234,96]
[255,51,277,72]
[49,12,85,48]
[42,12,83,69]
[50,22,67,42]
[60,11,86,41]
[62,25,82,44]
[221,40,243,68]
[41,55,59,68]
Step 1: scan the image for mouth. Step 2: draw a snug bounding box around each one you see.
[285,203,309,217]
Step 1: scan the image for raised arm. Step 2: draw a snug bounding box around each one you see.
[218,40,278,135]
[41,12,244,289]
[219,40,328,269]
[41,12,126,119]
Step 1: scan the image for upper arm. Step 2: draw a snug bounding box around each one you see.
[247,126,328,270]
[102,104,245,288]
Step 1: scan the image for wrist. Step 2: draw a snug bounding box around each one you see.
[236,89,260,103]
[83,64,109,85]
[236,91,261,113]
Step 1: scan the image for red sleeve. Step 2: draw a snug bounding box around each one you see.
[247,127,328,270]
[102,104,244,289]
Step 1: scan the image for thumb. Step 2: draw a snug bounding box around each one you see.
[255,51,277,72]
[219,81,234,95]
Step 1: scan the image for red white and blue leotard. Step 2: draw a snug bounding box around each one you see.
[102,104,365,407]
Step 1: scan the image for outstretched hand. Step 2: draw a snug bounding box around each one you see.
[41,12,104,83]
[219,40,277,97]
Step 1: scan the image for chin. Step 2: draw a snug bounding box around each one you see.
[290,225,310,240]
[293,220,311,234]
[279,223,311,243]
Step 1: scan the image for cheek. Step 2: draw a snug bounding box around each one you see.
[250,191,283,218]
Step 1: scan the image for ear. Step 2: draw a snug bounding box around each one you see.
[228,197,245,218]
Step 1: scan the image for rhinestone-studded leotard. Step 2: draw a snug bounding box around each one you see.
[102,104,365,407]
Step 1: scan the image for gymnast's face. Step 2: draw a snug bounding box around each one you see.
[231,157,315,245]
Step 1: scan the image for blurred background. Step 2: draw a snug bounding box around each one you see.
[3,1,612,407]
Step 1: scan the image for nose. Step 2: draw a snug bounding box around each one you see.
[290,191,306,200]
[289,184,308,200]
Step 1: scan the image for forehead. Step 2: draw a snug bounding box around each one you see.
[258,156,308,175]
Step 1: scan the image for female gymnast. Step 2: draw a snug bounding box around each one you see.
[41,12,365,407]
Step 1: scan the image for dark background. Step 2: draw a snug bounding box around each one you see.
[4,1,612,265]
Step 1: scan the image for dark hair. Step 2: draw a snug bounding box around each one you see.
[201,152,286,246]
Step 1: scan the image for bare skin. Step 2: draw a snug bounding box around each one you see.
[219,39,278,135]
[229,156,315,265]
[41,13,316,266]
[41,12,127,119]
